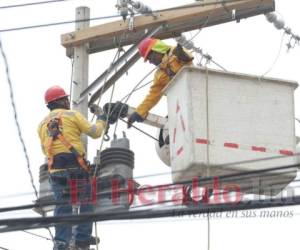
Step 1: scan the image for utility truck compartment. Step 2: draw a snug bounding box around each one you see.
[164,66,298,195]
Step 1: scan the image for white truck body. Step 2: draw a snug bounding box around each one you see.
[163,66,299,195]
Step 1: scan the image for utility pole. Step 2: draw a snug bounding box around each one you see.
[70,7,90,245]
[72,6,90,150]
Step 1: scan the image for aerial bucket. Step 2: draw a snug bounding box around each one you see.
[163,66,299,195]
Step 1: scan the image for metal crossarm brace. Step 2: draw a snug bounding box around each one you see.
[75,24,165,105]
[88,52,140,106]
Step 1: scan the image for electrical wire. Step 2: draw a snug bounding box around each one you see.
[1,197,300,234]
[69,57,74,104]
[119,118,159,142]
[178,4,225,69]
[93,68,118,249]
[4,201,299,229]
[170,1,230,73]
[112,67,157,135]
[204,65,211,250]
[1,149,300,201]
[209,58,228,72]
[0,0,75,9]
[1,163,299,214]
[22,230,52,241]
[94,222,99,250]
[0,0,261,33]
[92,31,127,174]
[2,174,299,218]
[207,212,210,250]
[0,14,120,33]
[1,187,299,231]
[119,80,152,102]
[152,0,243,14]
[0,35,55,243]
[192,45,228,72]
[0,246,9,250]
[134,150,300,180]
[130,170,300,211]
[260,32,286,79]
[90,29,128,122]
[1,193,300,233]
[0,36,38,199]
[0,167,295,212]
[91,33,128,249]
[90,48,123,122]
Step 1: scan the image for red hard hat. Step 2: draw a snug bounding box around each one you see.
[44,85,69,104]
[138,38,157,61]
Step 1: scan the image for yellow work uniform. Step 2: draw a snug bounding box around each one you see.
[38,108,105,157]
[136,47,193,118]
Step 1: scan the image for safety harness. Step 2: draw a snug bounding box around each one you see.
[46,111,90,173]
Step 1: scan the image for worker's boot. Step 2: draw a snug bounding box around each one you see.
[89,236,100,245]
[72,245,91,250]
[71,236,99,250]
[69,244,91,250]
[73,240,90,250]
[53,240,69,250]
[69,246,90,250]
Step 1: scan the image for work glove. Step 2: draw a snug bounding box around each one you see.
[89,104,107,122]
[127,112,144,128]
[173,43,194,63]
[103,101,129,124]
[89,104,103,115]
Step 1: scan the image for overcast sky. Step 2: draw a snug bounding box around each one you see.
[0,0,300,249]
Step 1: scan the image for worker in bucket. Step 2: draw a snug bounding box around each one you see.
[127,37,194,127]
[38,86,107,250]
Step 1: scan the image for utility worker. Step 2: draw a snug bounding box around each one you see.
[38,86,106,250]
[127,37,194,127]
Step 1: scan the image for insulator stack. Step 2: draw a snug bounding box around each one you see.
[94,134,135,212]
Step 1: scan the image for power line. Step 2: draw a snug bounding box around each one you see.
[0,15,120,33]
[0,35,55,243]
[1,149,300,201]
[22,230,52,241]
[1,162,299,214]
[207,213,210,250]
[1,193,300,233]
[153,0,244,13]
[260,32,286,78]
[174,3,228,72]
[120,118,159,142]
[0,0,240,13]
[112,67,157,135]
[0,36,38,199]
[90,37,127,250]
[2,176,300,219]
[69,57,74,103]
[130,171,300,210]
[0,0,74,9]
[92,36,126,174]
[120,80,152,101]
[0,246,9,250]
[0,0,255,33]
